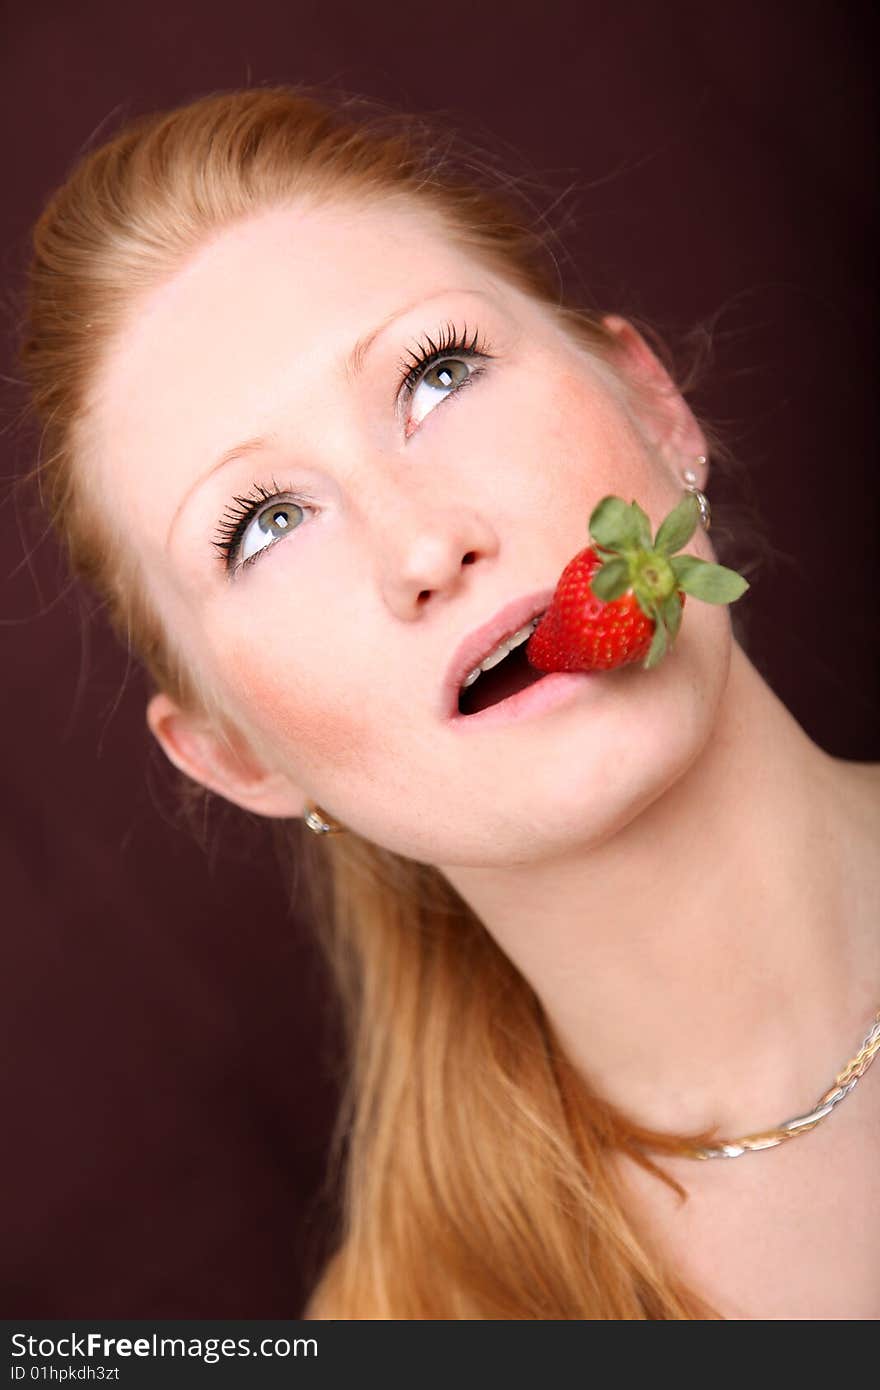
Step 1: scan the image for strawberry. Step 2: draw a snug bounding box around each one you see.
[526,492,749,673]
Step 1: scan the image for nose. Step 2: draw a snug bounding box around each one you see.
[375,494,500,619]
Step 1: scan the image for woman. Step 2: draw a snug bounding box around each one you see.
[17,84,879,1319]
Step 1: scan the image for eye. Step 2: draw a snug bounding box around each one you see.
[211,478,316,576]
[237,497,306,567]
[397,320,493,429]
[212,320,495,579]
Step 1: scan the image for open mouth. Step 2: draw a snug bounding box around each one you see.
[457,638,548,716]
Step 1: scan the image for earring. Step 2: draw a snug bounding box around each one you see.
[682,455,711,531]
[304,802,346,835]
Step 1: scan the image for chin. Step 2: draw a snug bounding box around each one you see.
[499,658,727,862]
[402,620,732,869]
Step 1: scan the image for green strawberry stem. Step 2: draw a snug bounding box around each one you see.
[588,493,750,670]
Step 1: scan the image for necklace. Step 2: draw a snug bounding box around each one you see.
[684,1007,880,1160]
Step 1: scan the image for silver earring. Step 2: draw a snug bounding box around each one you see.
[304,802,346,835]
[682,456,711,531]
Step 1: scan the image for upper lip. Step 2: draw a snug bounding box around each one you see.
[442,588,555,719]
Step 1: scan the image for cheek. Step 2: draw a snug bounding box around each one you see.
[218,638,380,775]
[486,361,654,524]
[545,369,650,490]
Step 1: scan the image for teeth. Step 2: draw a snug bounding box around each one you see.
[461,615,542,689]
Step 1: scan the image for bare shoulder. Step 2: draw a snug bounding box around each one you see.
[825,754,880,810]
[820,752,880,898]
[819,752,880,999]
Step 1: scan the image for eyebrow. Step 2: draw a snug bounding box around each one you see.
[166,286,490,547]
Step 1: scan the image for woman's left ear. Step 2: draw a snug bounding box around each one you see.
[145,691,308,820]
[601,314,707,466]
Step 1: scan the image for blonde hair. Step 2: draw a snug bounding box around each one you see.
[16,83,763,1318]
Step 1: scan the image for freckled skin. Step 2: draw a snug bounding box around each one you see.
[85,203,880,1317]
[87,198,727,867]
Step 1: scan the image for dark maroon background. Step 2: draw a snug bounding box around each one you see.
[1,2,876,1316]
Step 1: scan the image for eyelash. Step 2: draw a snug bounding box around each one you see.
[211,319,494,576]
[395,319,492,399]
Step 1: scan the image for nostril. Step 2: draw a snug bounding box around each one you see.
[417,590,430,604]
[462,552,476,565]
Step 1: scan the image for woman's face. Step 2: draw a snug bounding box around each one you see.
[88,198,732,868]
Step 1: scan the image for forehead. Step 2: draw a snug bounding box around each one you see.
[84,197,503,568]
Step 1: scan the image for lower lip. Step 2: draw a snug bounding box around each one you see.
[446,669,598,730]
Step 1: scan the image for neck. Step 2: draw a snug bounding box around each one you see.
[441,642,879,1138]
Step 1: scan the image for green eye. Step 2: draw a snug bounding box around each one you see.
[212,478,316,576]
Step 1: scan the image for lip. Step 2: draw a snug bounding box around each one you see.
[448,667,596,730]
[441,588,557,720]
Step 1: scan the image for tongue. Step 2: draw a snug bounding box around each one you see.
[460,642,547,715]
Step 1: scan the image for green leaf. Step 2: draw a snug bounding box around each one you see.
[589,557,631,601]
[589,496,642,551]
[669,553,700,581]
[670,554,750,604]
[629,500,653,550]
[654,494,699,555]
[634,588,655,621]
[643,618,668,668]
[660,589,684,642]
